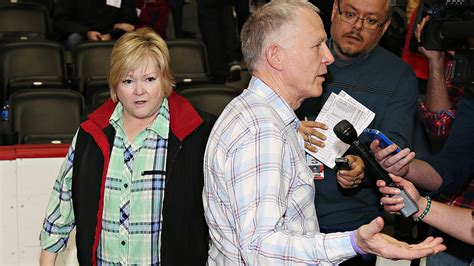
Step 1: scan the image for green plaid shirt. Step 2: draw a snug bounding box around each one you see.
[40,100,170,265]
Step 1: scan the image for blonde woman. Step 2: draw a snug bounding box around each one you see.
[39,28,215,265]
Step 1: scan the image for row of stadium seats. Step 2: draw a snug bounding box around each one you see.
[0,38,211,104]
[0,2,53,42]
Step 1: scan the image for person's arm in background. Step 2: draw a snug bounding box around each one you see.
[377,174,474,245]
[371,96,474,194]
[370,140,442,191]
[416,17,463,151]
[114,0,139,32]
[416,18,450,112]
[108,0,139,39]
[39,134,78,264]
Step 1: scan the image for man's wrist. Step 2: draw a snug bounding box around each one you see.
[350,230,368,255]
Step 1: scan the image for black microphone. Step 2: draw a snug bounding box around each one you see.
[333,120,419,218]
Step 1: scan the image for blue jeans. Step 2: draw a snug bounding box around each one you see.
[427,252,473,266]
[426,229,473,266]
[64,33,86,51]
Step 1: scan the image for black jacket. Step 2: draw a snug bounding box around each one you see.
[72,92,215,265]
[53,0,138,37]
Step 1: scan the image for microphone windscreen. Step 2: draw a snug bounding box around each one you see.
[333,119,357,144]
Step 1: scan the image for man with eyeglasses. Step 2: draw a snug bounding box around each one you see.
[297,0,418,265]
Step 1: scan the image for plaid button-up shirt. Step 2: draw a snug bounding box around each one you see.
[40,100,170,265]
[203,77,356,265]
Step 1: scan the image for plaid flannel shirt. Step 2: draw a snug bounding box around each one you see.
[40,100,170,264]
[420,60,464,137]
[203,77,356,265]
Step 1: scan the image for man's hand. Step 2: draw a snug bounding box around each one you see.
[86,31,102,41]
[298,120,327,152]
[356,217,446,260]
[337,155,365,189]
[370,139,415,176]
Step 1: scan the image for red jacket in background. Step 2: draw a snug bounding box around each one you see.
[135,0,171,39]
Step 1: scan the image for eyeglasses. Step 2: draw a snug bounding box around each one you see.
[336,2,389,31]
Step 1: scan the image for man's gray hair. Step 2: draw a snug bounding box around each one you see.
[241,0,320,72]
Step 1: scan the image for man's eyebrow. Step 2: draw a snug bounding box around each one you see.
[314,36,327,45]
[345,3,382,17]
[343,3,358,12]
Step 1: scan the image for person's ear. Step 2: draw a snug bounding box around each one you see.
[331,1,338,22]
[381,17,392,35]
[265,43,284,71]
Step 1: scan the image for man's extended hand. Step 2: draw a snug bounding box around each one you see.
[356,217,446,260]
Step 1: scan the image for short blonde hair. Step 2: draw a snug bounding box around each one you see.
[108,28,175,102]
[241,0,320,72]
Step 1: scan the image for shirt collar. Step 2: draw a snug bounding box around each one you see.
[109,98,170,139]
[248,77,301,130]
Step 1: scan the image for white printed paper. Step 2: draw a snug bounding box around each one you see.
[106,0,122,8]
[306,90,375,168]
